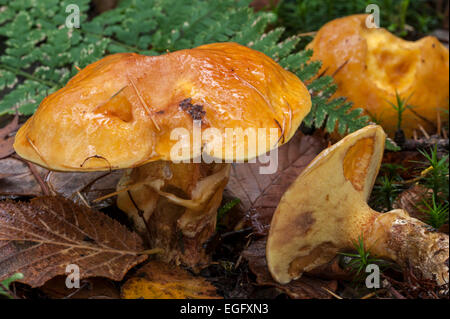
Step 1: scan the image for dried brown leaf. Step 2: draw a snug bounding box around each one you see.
[48,170,122,208]
[0,157,43,196]
[0,157,121,208]
[226,132,326,233]
[0,137,15,160]
[242,239,337,299]
[121,260,221,299]
[0,114,19,159]
[0,196,147,287]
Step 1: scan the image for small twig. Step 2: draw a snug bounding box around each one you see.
[80,155,112,170]
[274,118,285,145]
[409,108,438,131]
[297,31,317,37]
[92,86,127,113]
[0,282,19,299]
[382,267,447,299]
[389,286,407,299]
[128,75,160,131]
[127,190,153,246]
[322,287,343,299]
[13,157,51,196]
[235,237,252,270]
[418,124,430,139]
[63,281,90,299]
[360,289,386,299]
[331,60,349,77]
[316,66,330,79]
[12,282,17,299]
[413,129,418,141]
[397,166,433,185]
[93,182,143,202]
[437,112,442,136]
[76,191,91,208]
[25,135,50,168]
[221,227,252,239]
[381,274,408,299]
[77,172,112,195]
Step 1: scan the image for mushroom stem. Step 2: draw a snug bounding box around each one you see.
[362,208,449,286]
[117,161,230,270]
[267,125,449,287]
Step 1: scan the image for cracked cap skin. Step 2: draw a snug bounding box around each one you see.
[14,42,311,172]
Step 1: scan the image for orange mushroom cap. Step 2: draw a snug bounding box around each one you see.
[307,14,449,136]
[14,42,311,171]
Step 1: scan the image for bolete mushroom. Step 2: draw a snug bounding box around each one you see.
[14,42,311,269]
[307,14,449,137]
[267,125,449,285]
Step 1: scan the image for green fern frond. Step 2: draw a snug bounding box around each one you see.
[304,78,369,135]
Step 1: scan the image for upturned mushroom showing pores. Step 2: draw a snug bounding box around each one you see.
[14,42,311,268]
[267,125,449,285]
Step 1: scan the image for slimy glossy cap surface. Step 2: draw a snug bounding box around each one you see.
[14,42,311,171]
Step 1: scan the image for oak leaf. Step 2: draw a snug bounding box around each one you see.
[0,196,147,287]
[121,260,221,299]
